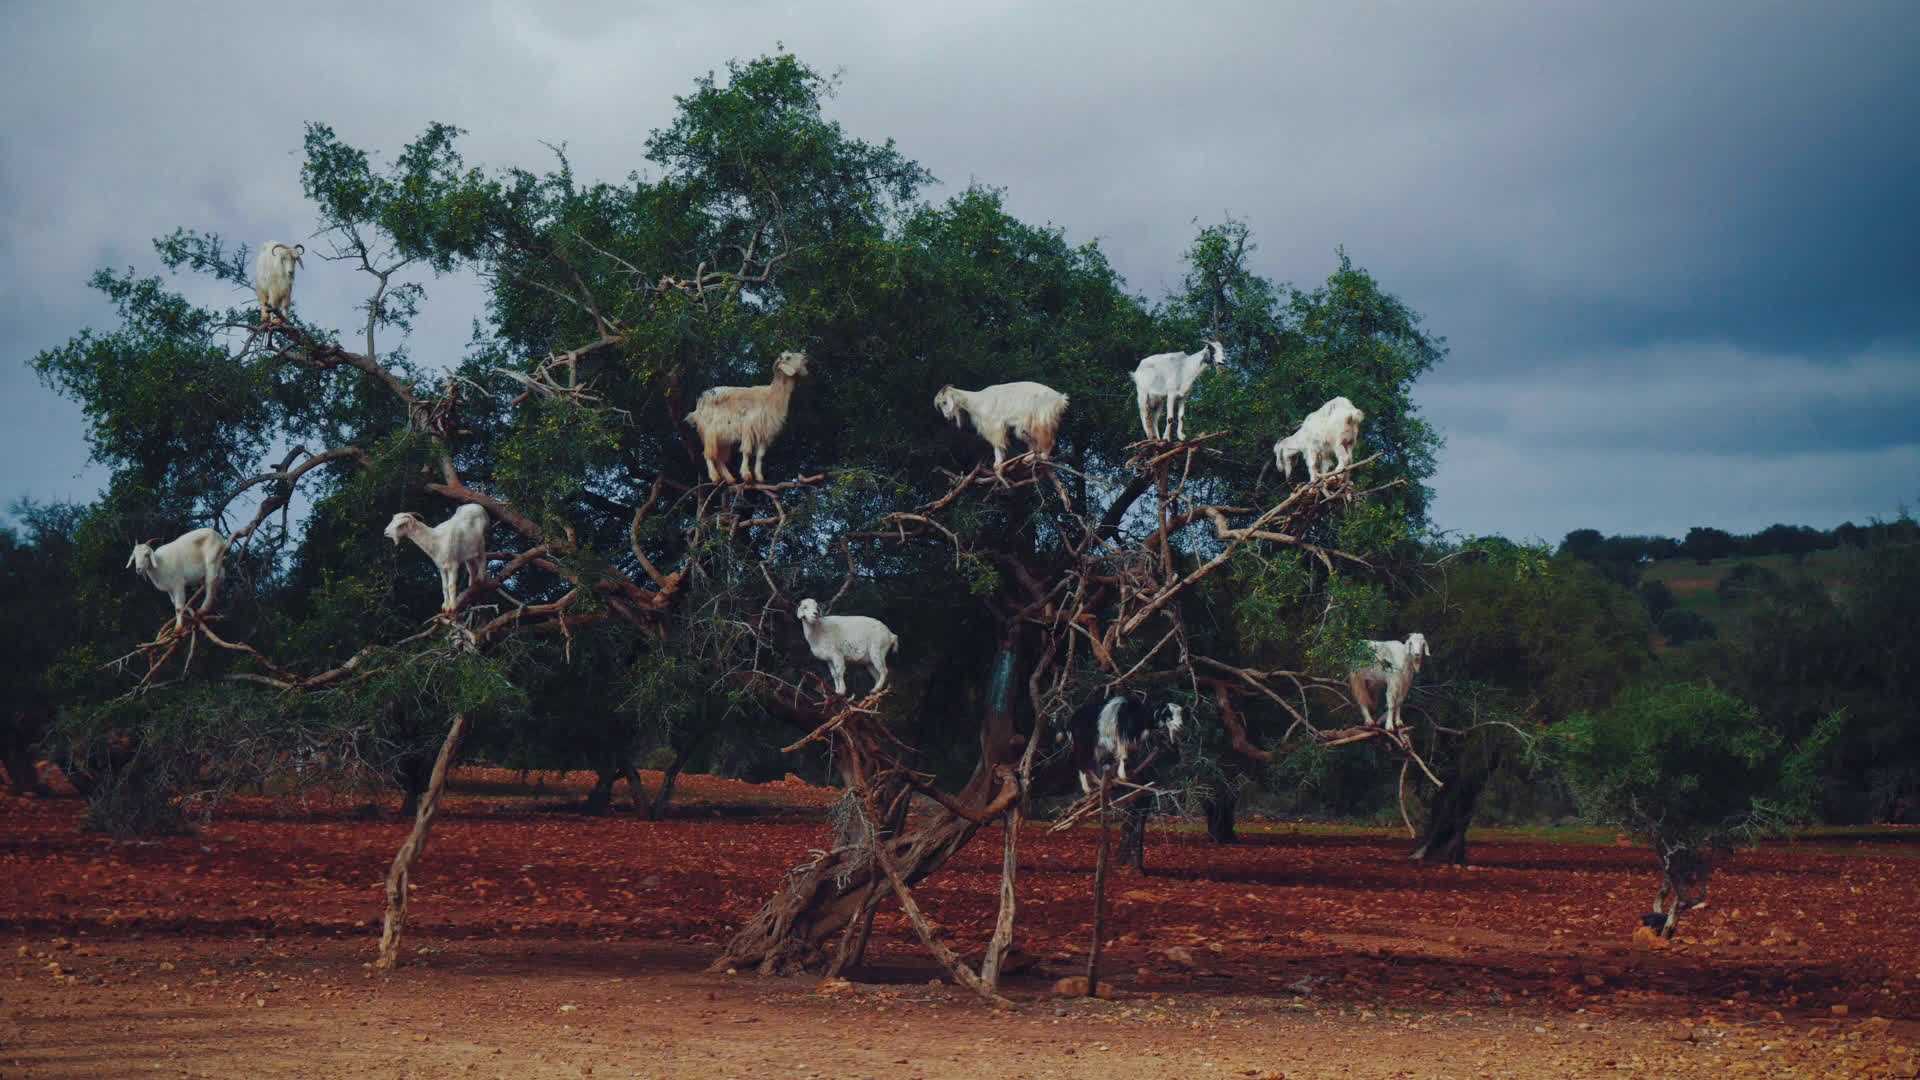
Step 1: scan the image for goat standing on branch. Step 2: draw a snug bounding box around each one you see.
[795,597,898,697]
[1350,632,1429,731]
[1275,396,1365,483]
[1132,340,1225,441]
[127,528,230,632]
[253,242,305,327]
[684,350,810,485]
[933,381,1068,470]
[1062,695,1185,795]
[384,504,491,614]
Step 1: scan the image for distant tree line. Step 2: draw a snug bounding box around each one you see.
[1557,516,1917,586]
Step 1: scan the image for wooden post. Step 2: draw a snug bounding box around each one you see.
[375,712,468,970]
[981,807,1021,987]
[1085,772,1111,997]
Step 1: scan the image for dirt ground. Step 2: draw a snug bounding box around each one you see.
[4,771,1917,1078]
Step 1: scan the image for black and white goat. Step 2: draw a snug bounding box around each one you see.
[1062,696,1185,795]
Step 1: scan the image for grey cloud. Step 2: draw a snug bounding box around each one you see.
[3,0,1916,544]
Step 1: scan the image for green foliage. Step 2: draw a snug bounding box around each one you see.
[1637,580,1676,622]
[1704,523,1920,821]
[1560,684,1835,846]
[24,50,1452,831]
[1680,526,1738,565]
[1657,607,1717,645]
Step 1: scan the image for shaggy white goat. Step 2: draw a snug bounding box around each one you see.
[1349,632,1429,731]
[684,350,809,485]
[253,242,305,327]
[1274,396,1366,483]
[795,597,898,696]
[384,503,491,613]
[1131,339,1225,441]
[127,527,230,631]
[933,381,1069,469]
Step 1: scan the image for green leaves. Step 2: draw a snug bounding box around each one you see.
[1559,683,1834,847]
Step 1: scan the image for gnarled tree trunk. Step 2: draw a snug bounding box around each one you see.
[1410,744,1503,865]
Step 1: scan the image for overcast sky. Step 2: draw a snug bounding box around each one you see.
[3,1,1915,544]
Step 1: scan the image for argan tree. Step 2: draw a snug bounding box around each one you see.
[32,53,1442,983]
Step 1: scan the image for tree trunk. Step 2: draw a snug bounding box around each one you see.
[586,766,617,815]
[3,749,47,797]
[1410,747,1502,865]
[714,795,995,974]
[714,647,1021,975]
[1203,789,1238,844]
[646,735,701,821]
[620,759,650,814]
[375,713,468,969]
[394,752,435,818]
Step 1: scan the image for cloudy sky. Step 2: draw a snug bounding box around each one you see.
[3,1,1915,544]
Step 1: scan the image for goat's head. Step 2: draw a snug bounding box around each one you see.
[268,242,304,272]
[1201,339,1227,368]
[1154,702,1186,741]
[1405,632,1430,670]
[126,540,159,575]
[773,351,810,378]
[795,597,822,624]
[932,386,962,424]
[382,512,421,544]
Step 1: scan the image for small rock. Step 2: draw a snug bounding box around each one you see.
[1052,976,1114,999]
[1831,1004,1850,1017]
[1669,1023,1696,1043]
[1583,973,1605,988]
[815,978,854,996]
[1163,946,1197,969]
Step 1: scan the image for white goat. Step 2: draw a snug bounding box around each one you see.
[795,597,898,696]
[253,242,305,327]
[1132,339,1225,441]
[684,350,809,485]
[1349,632,1430,731]
[933,381,1069,469]
[384,504,491,613]
[1274,396,1366,483]
[127,528,230,632]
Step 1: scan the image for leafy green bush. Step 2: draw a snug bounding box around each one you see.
[1560,684,1837,934]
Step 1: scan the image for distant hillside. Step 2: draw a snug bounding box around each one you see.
[1640,548,1850,647]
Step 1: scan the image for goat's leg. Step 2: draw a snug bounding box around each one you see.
[868,651,889,693]
[1172,395,1186,440]
[829,658,847,696]
[1350,673,1378,726]
[441,567,460,612]
[198,569,222,613]
[1136,388,1157,440]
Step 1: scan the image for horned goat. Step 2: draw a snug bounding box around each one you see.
[1349,632,1429,731]
[795,597,898,696]
[127,527,230,632]
[684,350,809,485]
[384,504,491,613]
[253,242,305,327]
[1132,339,1225,441]
[933,381,1069,469]
[1274,396,1366,482]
